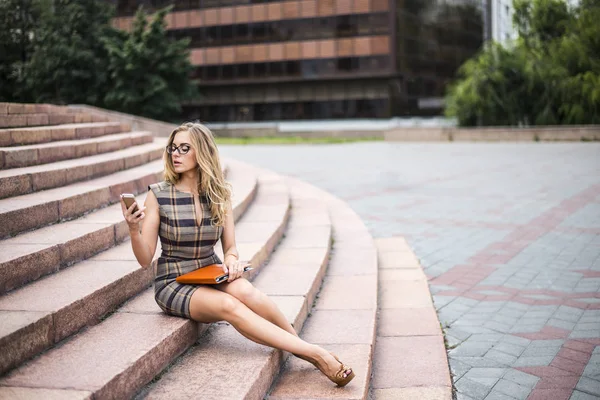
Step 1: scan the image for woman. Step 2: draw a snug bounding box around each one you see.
[120,122,354,387]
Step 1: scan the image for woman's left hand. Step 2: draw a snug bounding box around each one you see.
[224,258,247,282]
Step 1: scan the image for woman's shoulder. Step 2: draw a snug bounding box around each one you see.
[148,181,172,196]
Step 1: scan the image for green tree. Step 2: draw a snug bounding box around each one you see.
[446,0,600,126]
[23,0,115,105]
[103,6,198,121]
[0,0,48,102]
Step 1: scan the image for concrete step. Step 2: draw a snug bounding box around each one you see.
[0,139,165,199]
[0,160,256,377]
[0,191,146,295]
[0,164,289,399]
[134,175,331,400]
[0,131,154,169]
[0,158,164,239]
[370,238,452,400]
[0,122,129,147]
[266,178,378,400]
[0,103,69,115]
[0,110,108,129]
[0,160,249,295]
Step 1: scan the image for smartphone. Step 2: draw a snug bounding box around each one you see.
[216,265,254,284]
[121,193,139,213]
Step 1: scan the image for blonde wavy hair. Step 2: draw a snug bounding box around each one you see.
[163,122,232,226]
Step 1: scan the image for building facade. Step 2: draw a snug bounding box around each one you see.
[487,0,516,43]
[111,0,483,122]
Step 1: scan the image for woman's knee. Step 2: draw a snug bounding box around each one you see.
[218,295,243,319]
[188,287,242,323]
[227,278,261,304]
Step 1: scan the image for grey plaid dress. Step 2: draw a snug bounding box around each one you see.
[149,181,223,318]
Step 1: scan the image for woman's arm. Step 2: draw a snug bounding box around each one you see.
[120,190,160,268]
[221,201,238,261]
[220,201,245,281]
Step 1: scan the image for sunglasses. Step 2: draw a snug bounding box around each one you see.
[166,143,191,155]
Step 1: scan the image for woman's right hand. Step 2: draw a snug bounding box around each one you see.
[120,197,147,233]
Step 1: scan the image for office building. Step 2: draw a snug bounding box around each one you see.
[111,1,483,121]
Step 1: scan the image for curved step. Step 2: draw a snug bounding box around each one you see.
[0,131,154,169]
[134,174,332,400]
[0,121,129,147]
[0,103,69,115]
[0,139,165,199]
[0,159,164,239]
[370,237,452,400]
[0,161,256,376]
[0,160,239,294]
[267,178,378,400]
[0,111,107,129]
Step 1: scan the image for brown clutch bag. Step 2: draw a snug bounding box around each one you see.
[175,263,253,284]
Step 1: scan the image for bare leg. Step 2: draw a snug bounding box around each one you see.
[215,278,298,337]
[189,286,353,383]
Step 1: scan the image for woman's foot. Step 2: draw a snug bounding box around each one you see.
[295,347,355,387]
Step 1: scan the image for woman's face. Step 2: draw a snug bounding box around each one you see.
[169,130,198,174]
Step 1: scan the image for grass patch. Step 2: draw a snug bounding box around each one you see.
[214,135,383,145]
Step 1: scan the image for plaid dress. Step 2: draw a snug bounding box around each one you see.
[149,181,223,318]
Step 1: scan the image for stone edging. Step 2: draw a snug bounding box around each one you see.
[371,236,453,400]
[384,126,600,142]
[68,105,600,142]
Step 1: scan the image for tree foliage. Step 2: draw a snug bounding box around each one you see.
[24,0,115,105]
[0,0,47,101]
[0,1,198,120]
[446,0,600,126]
[103,6,198,121]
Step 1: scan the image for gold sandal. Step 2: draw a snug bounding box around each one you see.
[330,354,355,387]
[293,352,355,387]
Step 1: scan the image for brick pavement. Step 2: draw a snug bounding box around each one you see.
[219,142,600,400]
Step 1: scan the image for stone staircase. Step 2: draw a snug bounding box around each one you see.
[0,102,455,400]
[0,103,383,400]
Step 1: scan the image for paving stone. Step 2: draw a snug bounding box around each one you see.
[570,390,600,400]
[512,356,555,367]
[464,368,506,380]
[450,358,472,381]
[457,392,477,400]
[484,391,518,400]
[447,327,474,341]
[548,318,578,331]
[576,376,600,397]
[585,363,600,381]
[492,343,526,357]
[528,339,566,348]
[502,368,540,388]
[461,327,501,335]
[484,350,518,366]
[509,324,547,333]
[452,357,506,368]
[470,377,501,388]
[455,377,492,400]
[570,331,600,339]
[450,341,496,358]
[470,334,505,343]
[484,321,513,333]
[500,336,532,347]
[554,306,585,322]
[521,345,561,358]
[492,378,532,399]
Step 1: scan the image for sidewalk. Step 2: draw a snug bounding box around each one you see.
[219,141,600,400]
